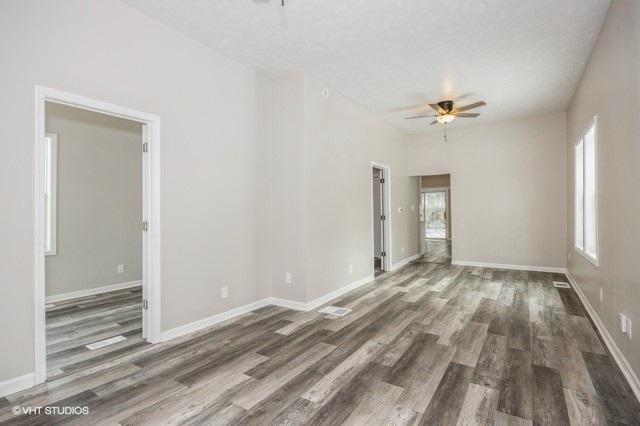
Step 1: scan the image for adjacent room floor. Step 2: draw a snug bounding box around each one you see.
[417,239,452,264]
[2,262,639,424]
[45,287,147,379]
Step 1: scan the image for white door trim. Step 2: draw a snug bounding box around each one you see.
[370,161,392,272]
[33,85,162,385]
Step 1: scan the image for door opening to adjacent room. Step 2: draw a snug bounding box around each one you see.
[423,190,447,239]
[43,102,145,380]
[34,86,162,385]
[371,163,391,274]
[418,174,452,264]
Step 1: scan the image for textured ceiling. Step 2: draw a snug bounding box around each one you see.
[124,0,610,134]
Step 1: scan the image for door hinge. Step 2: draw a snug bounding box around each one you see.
[380,178,385,184]
[142,142,149,153]
[142,221,148,232]
[142,299,148,310]
[381,251,386,257]
[380,215,385,221]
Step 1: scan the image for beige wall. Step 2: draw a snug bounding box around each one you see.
[303,75,420,300]
[408,113,567,268]
[566,0,640,374]
[258,73,308,302]
[259,73,420,303]
[45,103,142,296]
[0,0,262,382]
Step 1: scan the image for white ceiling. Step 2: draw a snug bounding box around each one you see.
[124,0,610,134]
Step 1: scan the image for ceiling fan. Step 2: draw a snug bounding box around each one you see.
[405,100,486,125]
[253,0,285,5]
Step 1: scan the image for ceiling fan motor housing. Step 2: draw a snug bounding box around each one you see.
[437,100,454,113]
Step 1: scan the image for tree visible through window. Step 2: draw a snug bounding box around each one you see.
[424,191,446,239]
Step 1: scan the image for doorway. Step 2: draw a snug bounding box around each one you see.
[371,162,391,274]
[419,174,452,264]
[423,190,448,239]
[34,86,161,384]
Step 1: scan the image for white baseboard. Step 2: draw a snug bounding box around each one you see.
[158,274,375,342]
[566,271,640,401]
[159,298,271,342]
[46,280,142,303]
[270,273,375,312]
[391,253,421,271]
[269,297,309,311]
[451,260,567,274]
[0,373,34,398]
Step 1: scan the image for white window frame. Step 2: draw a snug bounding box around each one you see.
[574,117,599,267]
[44,133,58,256]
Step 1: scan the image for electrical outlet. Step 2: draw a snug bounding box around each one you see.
[568,251,572,262]
[620,313,632,338]
[221,286,228,299]
[599,288,603,303]
[620,313,627,333]
[117,264,124,274]
[349,264,353,274]
[401,247,405,254]
[411,205,415,211]
[285,273,292,284]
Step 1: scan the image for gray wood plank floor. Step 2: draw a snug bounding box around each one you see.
[418,239,452,264]
[45,287,146,379]
[1,262,639,425]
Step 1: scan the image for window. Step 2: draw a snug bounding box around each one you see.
[44,133,57,256]
[574,119,598,265]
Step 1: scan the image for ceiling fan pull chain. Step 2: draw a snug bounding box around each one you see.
[443,123,448,142]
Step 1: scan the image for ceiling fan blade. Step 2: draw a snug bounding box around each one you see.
[430,119,438,126]
[405,114,437,120]
[429,103,445,114]
[455,112,480,118]
[455,101,486,112]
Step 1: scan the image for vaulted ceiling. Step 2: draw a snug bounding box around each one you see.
[124,0,610,133]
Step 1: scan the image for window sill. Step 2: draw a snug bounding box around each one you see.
[574,247,599,267]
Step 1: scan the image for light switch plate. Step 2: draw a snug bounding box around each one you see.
[221,286,228,299]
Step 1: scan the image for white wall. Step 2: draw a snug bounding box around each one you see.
[0,0,262,383]
[566,0,640,375]
[45,103,142,297]
[407,113,567,269]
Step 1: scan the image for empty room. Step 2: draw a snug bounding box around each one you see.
[1,0,639,424]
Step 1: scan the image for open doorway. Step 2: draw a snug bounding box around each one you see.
[371,162,391,274]
[43,102,145,379]
[34,86,161,385]
[419,174,452,264]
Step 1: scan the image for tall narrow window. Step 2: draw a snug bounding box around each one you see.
[44,133,57,256]
[574,119,597,265]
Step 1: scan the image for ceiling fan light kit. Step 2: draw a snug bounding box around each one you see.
[436,114,455,124]
[404,99,487,142]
